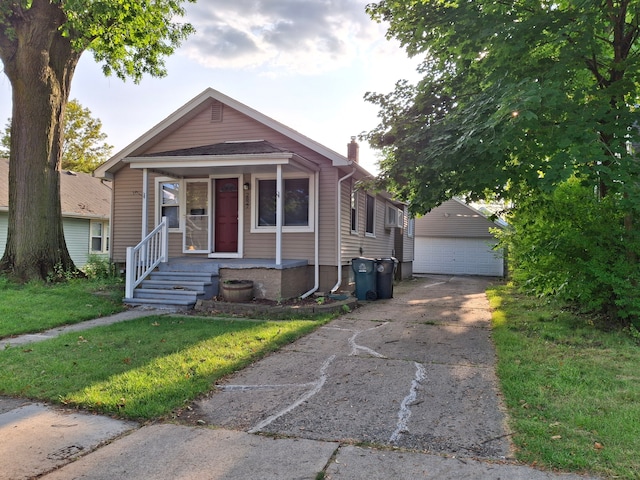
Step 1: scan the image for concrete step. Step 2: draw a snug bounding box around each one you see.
[149,271,215,282]
[133,288,203,301]
[140,280,210,292]
[158,261,220,274]
[123,297,195,309]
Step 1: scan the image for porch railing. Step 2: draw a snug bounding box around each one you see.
[125,217,169,298]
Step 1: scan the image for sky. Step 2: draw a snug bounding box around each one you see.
[0,0,422,174]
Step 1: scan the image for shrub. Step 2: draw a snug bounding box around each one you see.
[82,255,121,281]
[497,178,640,325]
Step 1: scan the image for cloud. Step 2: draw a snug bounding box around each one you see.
[181,0,382,74]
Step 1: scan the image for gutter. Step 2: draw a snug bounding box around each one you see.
[330,166,356,294]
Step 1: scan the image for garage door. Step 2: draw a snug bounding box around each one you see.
[414,237,504,277]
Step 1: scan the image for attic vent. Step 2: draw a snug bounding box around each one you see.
[211,101,223,123]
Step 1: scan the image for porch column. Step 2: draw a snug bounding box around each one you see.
[142,168,149,239]
[276,164,283,265]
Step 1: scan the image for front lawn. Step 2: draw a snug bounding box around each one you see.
[0,315,327,419]
[488,284,640,479]
[0,277,124,338]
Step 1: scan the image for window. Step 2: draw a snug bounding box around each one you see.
[408,217,415,238]
[351,186,358,233]
[90,221,109,253]
[159,180,181,229]
[385,204,403,228]
[365,194,375,236]
[253,175,313,232]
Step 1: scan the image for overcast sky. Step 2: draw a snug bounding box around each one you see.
[0,0,421,173]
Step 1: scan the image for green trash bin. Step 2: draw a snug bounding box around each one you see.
[376,257,398,299]
[351,257,378,300]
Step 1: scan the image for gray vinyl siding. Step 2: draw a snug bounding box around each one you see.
[316,165,338,265]
[111,168,144,264]
[340,185,398,262]
[400,206,415,263]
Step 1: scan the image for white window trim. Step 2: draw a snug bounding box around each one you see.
[89,220,109,254]
[365,193,376,238]
[250,173,315,233]
[408,216,415,238]
[155,176,183,232]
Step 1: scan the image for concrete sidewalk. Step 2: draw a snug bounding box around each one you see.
[0,276,600,479]
[0,308,160,349]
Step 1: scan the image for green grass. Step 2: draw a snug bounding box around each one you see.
[0,277,124,338]
[0,315,327,419]
[488,284,640,479]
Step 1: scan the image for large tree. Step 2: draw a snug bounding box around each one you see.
[1,99,113,173]
[0,0,194,281]
[365,0,640,214]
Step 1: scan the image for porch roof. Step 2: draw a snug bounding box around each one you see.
[124,140,320,177]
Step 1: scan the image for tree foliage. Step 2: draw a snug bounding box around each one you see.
[0,0,194,281]
[1,99,113,173]
[365,0,640,214]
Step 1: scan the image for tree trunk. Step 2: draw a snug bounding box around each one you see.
[0,1,83,281]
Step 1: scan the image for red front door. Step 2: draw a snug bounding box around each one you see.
[214,178,239,253]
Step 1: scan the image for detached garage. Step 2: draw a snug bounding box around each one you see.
[414,198,505,277]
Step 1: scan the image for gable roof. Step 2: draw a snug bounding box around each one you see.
[95,88,354,179]
[415,198,504,238]
[0,158,111,220]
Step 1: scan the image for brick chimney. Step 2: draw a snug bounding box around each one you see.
[347,136,359,163]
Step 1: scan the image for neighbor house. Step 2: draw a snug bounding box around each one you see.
[94,88,413,307]
[413,198,504,277]
[0,158,111,268]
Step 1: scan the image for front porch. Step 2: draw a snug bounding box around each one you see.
[163,256,311,301]
[124,255,312,308]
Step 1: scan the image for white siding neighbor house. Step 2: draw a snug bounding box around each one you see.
[0,158,111,268]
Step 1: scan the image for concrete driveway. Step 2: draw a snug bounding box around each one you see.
[194,275,511,458]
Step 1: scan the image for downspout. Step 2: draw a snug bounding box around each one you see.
[330,166,356,293]
[300,170,320,299]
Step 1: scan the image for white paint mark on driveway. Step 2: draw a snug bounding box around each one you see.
[248,354,337,434]
[389,362,427,444]
[348,323,388,358]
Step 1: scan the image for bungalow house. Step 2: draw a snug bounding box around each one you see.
[413,198,505,277]
[0,158,111,268]
[94,88,413,307]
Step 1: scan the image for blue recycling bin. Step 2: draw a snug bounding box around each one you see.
[351,257,378,300]
[376,257,398,299]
